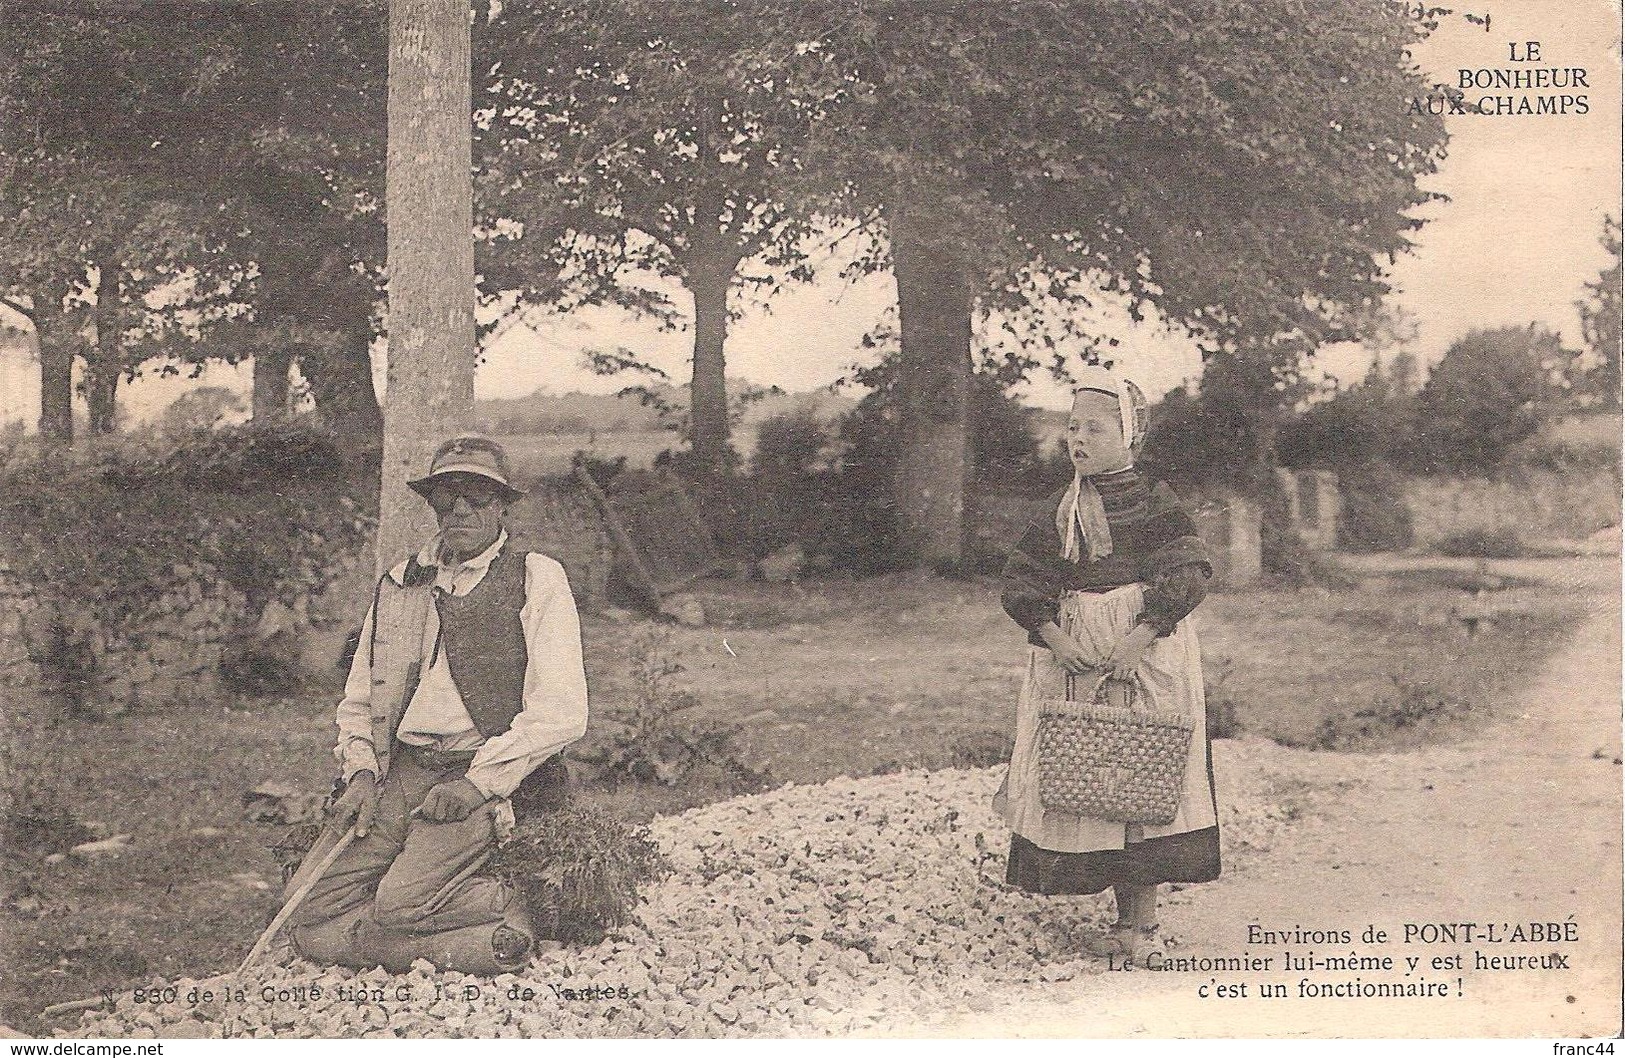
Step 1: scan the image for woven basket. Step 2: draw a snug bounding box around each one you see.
[1035,673,1193,825]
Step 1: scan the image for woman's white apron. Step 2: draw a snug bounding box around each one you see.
[994,583,1215,853]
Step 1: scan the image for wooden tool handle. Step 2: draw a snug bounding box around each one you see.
[237,822,358,974]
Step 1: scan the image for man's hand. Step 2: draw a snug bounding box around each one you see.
[414,779,488,824]
[1104,622,1158,681]
[333,771,379,838]
[1038,622,1095,675]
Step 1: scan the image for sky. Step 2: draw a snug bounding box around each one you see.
[0,0,1619,427]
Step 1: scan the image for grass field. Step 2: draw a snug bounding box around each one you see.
[0,557,1608,1032]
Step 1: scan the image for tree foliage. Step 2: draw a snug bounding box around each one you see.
[4,0,1451,500]
[792,0,1447,350]
[791,0,1447,559]
[0,3,390,440]
[1139,345,1317,496]
[1577,214,1622,408]
[1278,352,1421,471]
[479,0,840,304]
[477,0,848,472]
[1409,324,1580,474]
[0,14,244,434]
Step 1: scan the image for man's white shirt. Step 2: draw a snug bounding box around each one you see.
[335,530,589,800]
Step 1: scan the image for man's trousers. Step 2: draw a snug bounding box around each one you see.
[285,743,532,975]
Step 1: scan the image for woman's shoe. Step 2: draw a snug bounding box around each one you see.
[1080,927,1139,959]
[1081,923,1158,960]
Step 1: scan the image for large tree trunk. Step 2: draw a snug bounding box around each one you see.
[86,263,122,437]
[377,0,476,574]
[252,344,293,422]
[36,323,73,444]
[890,214,973,567]
[83,369,119,437]
[684,192,742,477]
[302,338,383,449]
[255,238,382,446]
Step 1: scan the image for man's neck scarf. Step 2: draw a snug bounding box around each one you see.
[1057,367,1149,564]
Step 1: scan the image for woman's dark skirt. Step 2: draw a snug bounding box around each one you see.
[1005,826,1220,895]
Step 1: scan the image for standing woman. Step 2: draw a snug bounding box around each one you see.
[995,365,1218,959]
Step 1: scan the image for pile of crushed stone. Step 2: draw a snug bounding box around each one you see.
[74,745,1300,1038]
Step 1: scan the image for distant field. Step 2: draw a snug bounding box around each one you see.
[496,423,790,482]
[1541,410,1622,453]
[495,430,681,482]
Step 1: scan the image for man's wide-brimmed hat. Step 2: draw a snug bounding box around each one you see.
[407,434,526,502]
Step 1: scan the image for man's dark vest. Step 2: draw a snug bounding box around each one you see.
[432,546,528,738]
[367,544,569,808]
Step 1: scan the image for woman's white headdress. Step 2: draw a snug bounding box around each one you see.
[1057,365,1149,563]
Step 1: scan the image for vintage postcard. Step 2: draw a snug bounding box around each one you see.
[0,0,1619,1046]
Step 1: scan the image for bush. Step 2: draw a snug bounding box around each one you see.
[1258,474,1312,585]
[1505,413,1624,473]
[1277,385,1416,471]
[1255,474,1366,588]
[219,638,306,697]
[1408,325,1577,474]
[948,729,1015,768]
[572,450,628,487]
[1140,356,1291,497]
[1261,519,1311,587]
[708,360,1058,573]
[488,804,671,945]
[668,405,873,568]
[683,410,860,566]
[127,420,353,491]
[153,386,247,438]
[2,788,93,857]
[0,425,374,734]
[1434,527,1527,559]
[1336,461,1416,553]
[681,420,898,573]
[0,422,373,612]
[967,376,1048,494]
[1143,389,1245,494]
[750,408,833,479]
[572,630,769,795]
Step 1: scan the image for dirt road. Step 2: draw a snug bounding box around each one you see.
[906,587,1623,1038]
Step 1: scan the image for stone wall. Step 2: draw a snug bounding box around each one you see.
[0,429,386,735]
[1404,466,1622,548]
[0,564,49,823]
[61,566,247,715]
[0,549,372,828]
[0,544,367,722]
[0,477,619,727]
[1275,468,1341,551]
[1191,492,1262,587]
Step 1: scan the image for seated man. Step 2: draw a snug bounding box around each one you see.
[286,435,588,975]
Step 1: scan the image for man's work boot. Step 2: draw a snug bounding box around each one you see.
[492,925,532,967]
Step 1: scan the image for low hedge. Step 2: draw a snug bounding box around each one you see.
[0,423,375,615]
